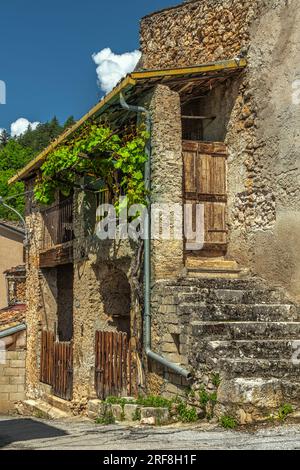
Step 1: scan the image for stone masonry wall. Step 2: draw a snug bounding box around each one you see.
[141,0,300,301]
[24,180,45,400]
[72,189,142,409]
[149,85,184,281]
[140,0,259,70]
[0,350,26,413]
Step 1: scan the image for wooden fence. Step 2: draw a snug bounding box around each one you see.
[40,331,73,401]
[95,331,136,400]
[40,330,54,385]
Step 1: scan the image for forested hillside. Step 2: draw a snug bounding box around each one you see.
[0,116,75,220]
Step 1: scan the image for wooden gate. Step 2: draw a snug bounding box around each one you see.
[183,140,228,255]
[40,330,54,385]
[40,331,73,401]
[95,331,135,400]
[53,341,73,401]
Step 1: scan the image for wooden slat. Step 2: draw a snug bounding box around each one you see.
[95,330,136,400]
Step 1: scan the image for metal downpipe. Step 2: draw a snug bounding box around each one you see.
[119,93,191,380]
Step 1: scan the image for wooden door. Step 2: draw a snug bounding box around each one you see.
[95,331,136,400]
[183,141,228,255]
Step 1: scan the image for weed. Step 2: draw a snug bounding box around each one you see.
[177,401,198,423]
[220,415,237,429]
[278,404,293,421]
[199,388,210,406]
[211,373,221,388]
[132,407,141,421]
[95,409,115,426]
[136,395,174,410]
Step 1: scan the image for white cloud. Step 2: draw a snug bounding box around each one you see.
[11,118,40,137]
[92,48,141,94]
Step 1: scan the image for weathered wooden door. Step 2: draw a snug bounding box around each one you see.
[95,331,136,400]
[40,331,73,401]
[53,341,73,401]
[183,140,227,255]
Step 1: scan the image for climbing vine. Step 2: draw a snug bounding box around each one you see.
[34,120,149,209]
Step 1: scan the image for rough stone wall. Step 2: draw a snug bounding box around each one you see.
[24,180,45,399]
[142,0,300,301]
[140,0,259,70]
[0,350,26,413]
[72,189,141,408]
[226,0,300,301]
[149,85,184,281]
[148,281,189,397]
[5,266,26,306]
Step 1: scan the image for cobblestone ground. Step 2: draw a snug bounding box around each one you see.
[1,417,300,450]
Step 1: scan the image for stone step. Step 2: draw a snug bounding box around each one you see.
[181,303,298,322]
[185,257,239,271]
[191,320,300,340]
[206,339,299,360]
[216,377,300,412]
[161,278,262,291]
[45,394,73,414]
[209,358,300,379]
[178,288,287,305]
[187,269,247,280]
[22,399,70,420]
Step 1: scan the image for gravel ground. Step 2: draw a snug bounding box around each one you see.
[1,416,300,450]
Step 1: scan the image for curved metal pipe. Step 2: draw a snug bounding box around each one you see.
[119,93,191,380]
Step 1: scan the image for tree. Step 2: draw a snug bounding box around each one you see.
[0,140,34,220]
[63,116,76,130]
[0,129,10,148]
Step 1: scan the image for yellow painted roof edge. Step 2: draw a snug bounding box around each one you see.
[9,58,246,184]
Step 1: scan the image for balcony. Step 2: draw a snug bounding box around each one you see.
[39,197,74,268]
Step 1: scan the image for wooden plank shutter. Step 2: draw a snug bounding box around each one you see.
[183,141,228,255]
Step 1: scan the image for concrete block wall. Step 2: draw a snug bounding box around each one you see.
[0,351,26,413]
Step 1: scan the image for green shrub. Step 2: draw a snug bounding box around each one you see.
[177,401,198,423]
[95,410,115,426]
[278,404,293,421]
[211,373,221,388]
[132,407,141,422]
[136,395,173,410]
[220,415,237,429]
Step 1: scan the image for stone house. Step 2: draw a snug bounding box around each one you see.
[0,222,25,309]
[8,0,300,422]
[0,266,26,413]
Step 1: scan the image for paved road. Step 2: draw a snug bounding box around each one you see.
[1,416,300,450]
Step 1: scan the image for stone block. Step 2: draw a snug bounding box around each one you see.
[5,351,19,360]
[9,392,25,402]
[111,404,123,421]
[162,343,178,353]
[0,376,9,385]
[0,399,11,413]
[140,407,170,425]
[10,360,25,368]
[3,368,17,376]
[0,384,18,393]
[124,404,140,421]
[10,376,25,385]
[87,399,102,414]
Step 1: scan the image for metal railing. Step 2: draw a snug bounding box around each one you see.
[41,198,74,250]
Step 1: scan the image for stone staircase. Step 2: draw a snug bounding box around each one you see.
[19,394,73,420]
[172,276,300,421]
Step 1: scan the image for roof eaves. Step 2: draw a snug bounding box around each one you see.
[8,58,246,185]
[8,75,136,184]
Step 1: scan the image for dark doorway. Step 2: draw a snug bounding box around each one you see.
[57,264,73,342]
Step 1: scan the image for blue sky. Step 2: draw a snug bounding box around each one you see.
[0,0,182,133]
